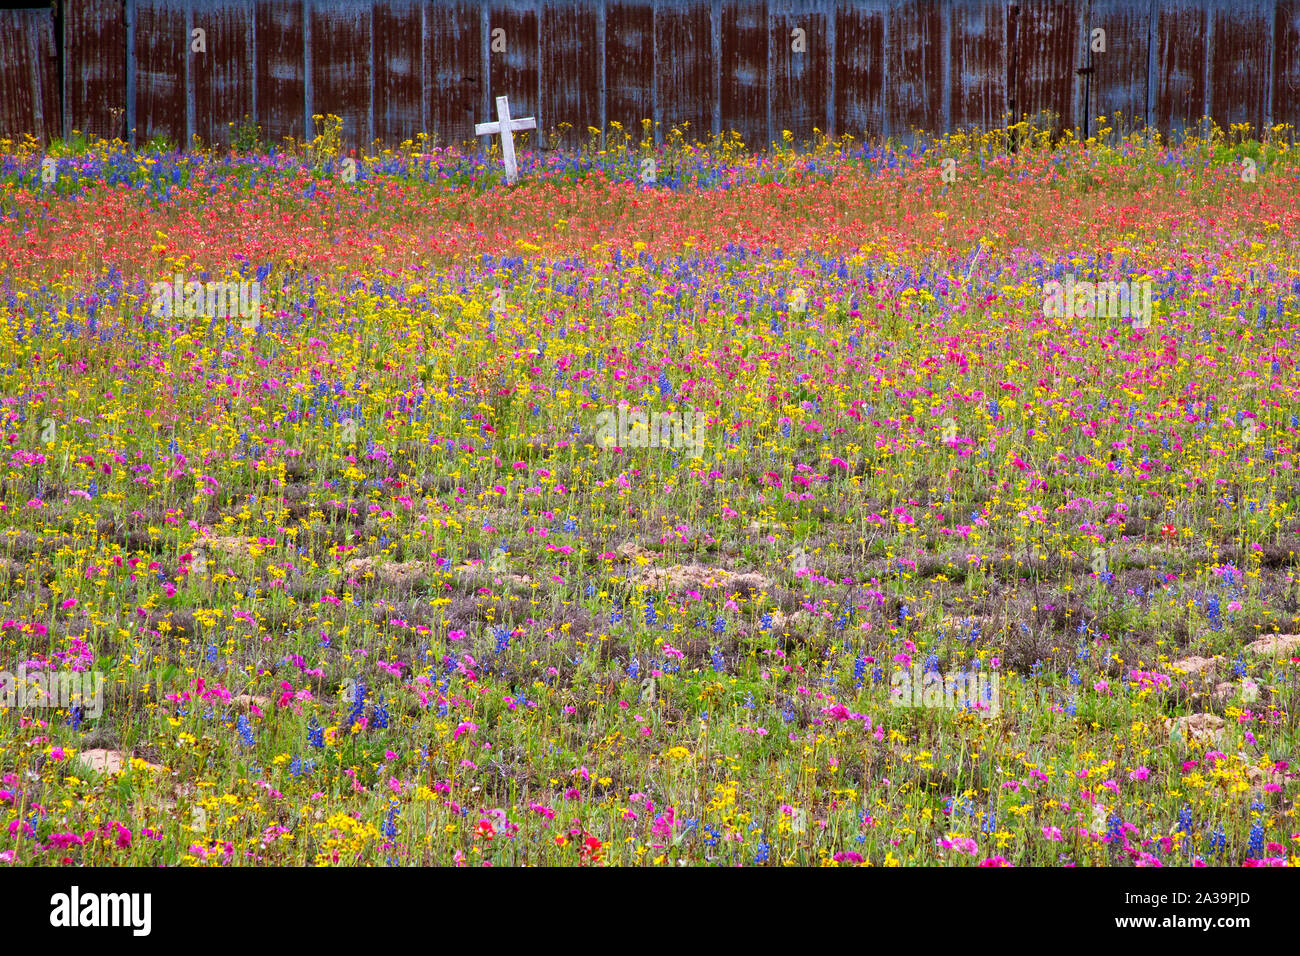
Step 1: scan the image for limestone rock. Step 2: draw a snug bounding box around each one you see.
[75,749,164,776]
[1244,634,1300,658]
[1166,713,1226,746]
[1170,655,1219,678]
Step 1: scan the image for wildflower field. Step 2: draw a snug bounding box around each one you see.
[2,123,1299,868]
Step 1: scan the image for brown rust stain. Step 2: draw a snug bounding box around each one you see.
[949,0,1007,133]
[1152,0,1208,136]
[835,0,885,141]
[192,1,255,149]
[65,0,127,141]
[373,0,424,147]
[1088,0,1152,135]
[256,0,306,145]
[656,0,714,143]
[1208,0,1272,135]
[605,2,655,134]
[1013,0,1084,134]
[309,1,373,150]
[769,0,830,145]
[133,0,187,148]
[542,2,601,149]
[722,0,769,149]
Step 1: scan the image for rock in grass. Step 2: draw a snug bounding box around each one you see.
[634,564,770,595]
[1244,634,1300,658]
[1212,680,1259,703]
[74,749,164,777]
[1169,655,1219,678]
[1165,713,1226,747]
[343,557,426,587]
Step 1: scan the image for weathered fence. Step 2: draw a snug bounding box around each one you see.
[3,0,1300,151]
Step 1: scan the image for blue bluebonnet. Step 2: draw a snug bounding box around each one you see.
[1209,823,1227,857]
[1206,593,1222,632]
[1177,806,1194,855]
[343,680,366,729]
[1248,820,1265,858]
[307,716,325,748]
[236,714,255,746]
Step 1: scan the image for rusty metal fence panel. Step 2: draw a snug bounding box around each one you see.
[191,0,256,149]
[1087,0,1149,133]
[373,0,424,146]
[131,0,187,147]
[7,1,1300,151]
[1013,0,1084,133]
[656,0,714,141]
[605,2,655,135]
[721,0,769,149]
[769,0,831,141]
[886,0,944,138]
[308,0,373,147]
[949,0,1006,132]
[1207,0,1272,134]
[64,0,127,141]
[541,2,601,146]
[488,1,540,135]
[1152,1,1206,135]
[0,8,60,145]
[835,0,886,139]
[424,1,480,147]
[1277,0,1300,128]
[255,0,305,144]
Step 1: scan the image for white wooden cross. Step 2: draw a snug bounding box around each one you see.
[475,95,536,185]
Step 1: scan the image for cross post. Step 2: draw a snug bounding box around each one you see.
[475,95,537,185]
